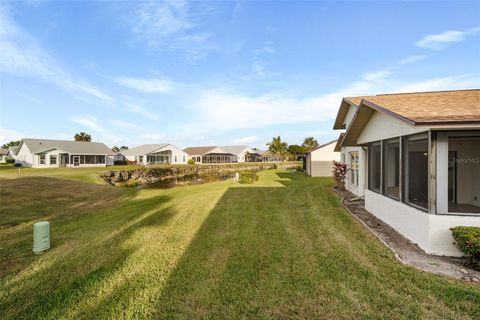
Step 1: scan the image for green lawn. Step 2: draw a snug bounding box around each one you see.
[1,169,479,319]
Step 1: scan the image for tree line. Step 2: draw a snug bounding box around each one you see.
[266,136,318,160]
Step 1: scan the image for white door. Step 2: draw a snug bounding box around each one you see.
[73,156,80,167]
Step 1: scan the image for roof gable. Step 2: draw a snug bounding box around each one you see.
[21,139,114,155]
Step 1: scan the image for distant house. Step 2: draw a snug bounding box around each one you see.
[7,146,17,158]
[183,146,237,164]
[123,144,188,165]
[258,150,282,163]
[15,138,114,168]
[0,148,8,163]
[219,145,257,163]
[333,89,480,256]
[305,140,340,177]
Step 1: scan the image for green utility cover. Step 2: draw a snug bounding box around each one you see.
[33,221,50,254]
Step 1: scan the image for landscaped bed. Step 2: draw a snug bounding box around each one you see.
[1,170,479,319]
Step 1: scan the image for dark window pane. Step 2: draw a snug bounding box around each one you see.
[369,143,381,192]
[384,139,400,198]
[405,137,428,209]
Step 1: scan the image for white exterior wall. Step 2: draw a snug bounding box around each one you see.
[15,144,35,167]
[365,190,480,256]
[237,147,255,163]
[126,145,188,165]
[344,105,357,128]
[340,146,366,197]
[307,142,340,177]
[357,111,427,144]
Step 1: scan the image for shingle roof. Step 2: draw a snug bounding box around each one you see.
[183,146,217,155]
[122,144,169,156]
[219,145,250,155]
[350,89,480,125]
[0,148,8,156]
[21,139,114,155]
[308,139,338,153]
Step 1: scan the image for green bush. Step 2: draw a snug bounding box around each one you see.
[187,159,195,165]
[5,157,15,164]
[450,226,480,269]
[125,178,138,188]
[238,171,258,184]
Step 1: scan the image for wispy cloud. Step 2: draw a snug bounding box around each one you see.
[399,54,433,65]
[416,27,480,50]
[110,119,143,130]
[139,133,166,141]
[0,127,25,144]
[233,136,258,144]
[125,0,214,62]
[125,103,159,120]
[68,115,122,143]
[0,6,114,102]
[362,70,391,81]
[17,93,43,104]
[116,77,176,93]
[393,74,480,93]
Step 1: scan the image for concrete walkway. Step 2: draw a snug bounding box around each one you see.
[336,188,480,283]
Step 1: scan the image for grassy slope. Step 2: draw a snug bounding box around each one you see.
[0,170,479,319]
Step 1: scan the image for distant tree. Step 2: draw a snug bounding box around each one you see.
[74,132,92,142]
[120,146,129,150]
[112,146,120,153]
[302,137,319,152]
[287,144,306,160]
[267,136,288,160]
[1,140,20,149]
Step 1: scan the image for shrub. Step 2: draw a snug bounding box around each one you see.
[450,226,480,269]
[5,157,15,164]
[187,159,195,165]
[114,160,127,165]
[125,178,138,188]
[238,171,258,184]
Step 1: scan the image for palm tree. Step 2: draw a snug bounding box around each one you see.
[302,137,319,152]
[74,132,92,142]
[267,136,288,160]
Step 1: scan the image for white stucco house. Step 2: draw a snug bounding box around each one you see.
[183,146,238,164]
[333,89,480,256]
[305,140,340,177]
[15,138,114,168]
[123,144,188,165]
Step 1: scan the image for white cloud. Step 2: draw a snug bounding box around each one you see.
[68,115,122,144]
[17,93,43,104]
[416,27,480,50]
[362,70,391,81]
[110,119,143,130]
[262,46,275,54]
[0,127,25,144]
[233,136,258,144]
[125,104,159,120]
[0,7,114,102]
[398,54,433,65]
[125,0,214,61]
[139,133,166,141]
[392,74,480,93]
[116,77,176,93]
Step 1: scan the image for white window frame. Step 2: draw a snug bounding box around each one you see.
[349,152,359,187]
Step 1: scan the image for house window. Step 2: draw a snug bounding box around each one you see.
[50,155,57,165]
[39,154,46,165]
[139,156,143,164]
[183,156,185,162]
[175,155,177,162]
[349,152,359,186]
[368,142,381,192]
[404,134,428,210]
[383,138,400,199]
[197,156,201,162]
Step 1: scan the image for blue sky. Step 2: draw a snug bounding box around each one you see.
[0,1,479,148]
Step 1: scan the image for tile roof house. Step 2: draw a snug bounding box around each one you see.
[122,144,188,165]
[15,138,114,168]
[333,89,480,256]
[183,146,238,164]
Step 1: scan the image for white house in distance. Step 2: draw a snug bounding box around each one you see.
[333,89,480,256]
[220,145,256,163]
[15,138,114,168]
[183,146,237,164]
[305,140,340,177]
[123,144,188,165]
